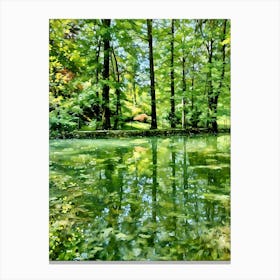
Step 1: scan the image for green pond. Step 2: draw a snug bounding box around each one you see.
[49,134,230,261]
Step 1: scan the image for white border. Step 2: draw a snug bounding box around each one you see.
[0,0,279,279]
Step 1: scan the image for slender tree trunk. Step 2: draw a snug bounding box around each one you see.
[112,48,121,130]
[94,40,101,121]
[215,20,228,114]
[102,19,111,130]
[207,38,217,132]
[212,20,228,133]
[190,63,196,130]
[147,19,157,129]
[170,19,175,128]
[132,65,137,106]
[191,63,195,111]
[81,39,101,124]
[132,77,137,106]
[208,20,227,133]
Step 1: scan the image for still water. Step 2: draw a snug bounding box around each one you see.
[49,134,230,261]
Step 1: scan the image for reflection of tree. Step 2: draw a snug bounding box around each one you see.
[171,141,177,231]
[149,137,158,247]
[183,137,189,200]
[182,137,191,249]
[50,135,231,260]
[126,146,141,240]
[204,136,230,225]
[104,158,114,180]
[151,138,158,223]
[206,135,217,148]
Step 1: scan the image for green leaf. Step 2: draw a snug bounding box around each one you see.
[116,232,128,240]
[139,234,151,239]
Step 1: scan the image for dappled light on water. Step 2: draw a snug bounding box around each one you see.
[49,134,230,261]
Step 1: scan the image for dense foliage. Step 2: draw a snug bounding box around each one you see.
[49,134,230,261]
[49,19,230,138]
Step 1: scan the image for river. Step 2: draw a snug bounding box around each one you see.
[49,134,230,261]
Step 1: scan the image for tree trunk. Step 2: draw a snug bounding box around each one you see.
[215,20,227,111]
[208,20,227,133]
[132,64,137,106]
[112,48,122,130]
[132,76,137,106]
[94,40,101,121]
[191,63,195,111]
[102,19,111,130]
[207,38,216,132]
[170,19,175,128]
[147,19,157,129]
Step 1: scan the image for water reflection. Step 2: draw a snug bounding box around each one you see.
[49,134,230,261]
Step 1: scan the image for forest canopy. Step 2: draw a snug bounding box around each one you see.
[49,19,230,138]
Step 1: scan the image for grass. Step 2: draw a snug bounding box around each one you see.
[217,116,230,129]
[122,122,150,130]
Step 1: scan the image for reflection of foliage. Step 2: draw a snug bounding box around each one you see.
[186,226,230,260]
[49,134,230,260]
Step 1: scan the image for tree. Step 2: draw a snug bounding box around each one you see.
[147,19,157,129]
[179,20,189,129]
[102,19,111,130]
[170,19,176,128]
[216,19,228,129]
[92,23,102,122]
[211,20,228,132]
[196,19,230,133]
[112,47,122,129]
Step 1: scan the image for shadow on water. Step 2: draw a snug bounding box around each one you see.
[49,134,230,261]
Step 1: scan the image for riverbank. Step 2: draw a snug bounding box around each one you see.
[71,128,230,139]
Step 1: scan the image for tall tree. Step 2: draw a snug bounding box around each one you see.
[170,19,176,128]
[211,19,227,133]
[93,35,102,121]
[147,19,157,129]
[207,36,214,131]
[206,19,228,133]
[181,21,187,129]
[112,47,122,129]
[198,19,215,131]
[102,19,111,130]
[215,19,228,129]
